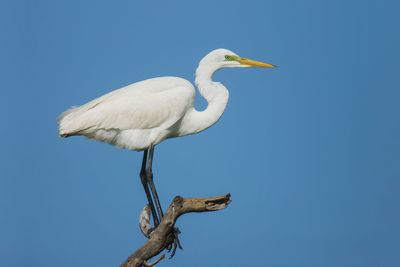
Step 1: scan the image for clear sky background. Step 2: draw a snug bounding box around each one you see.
[1,0,399,266]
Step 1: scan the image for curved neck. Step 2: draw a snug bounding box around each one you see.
[179,63,229,135]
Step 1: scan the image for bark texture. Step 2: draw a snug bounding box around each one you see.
[121,194,231,267]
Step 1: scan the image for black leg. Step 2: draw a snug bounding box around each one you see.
[140,149,159,226]
[145,145,183,257]
[146,144,164,219]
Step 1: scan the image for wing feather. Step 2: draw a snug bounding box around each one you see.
[59,77,195,137]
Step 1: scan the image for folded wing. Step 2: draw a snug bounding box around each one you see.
[58,77,195,138]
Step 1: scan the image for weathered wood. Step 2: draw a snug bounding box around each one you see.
[121,194,231,267]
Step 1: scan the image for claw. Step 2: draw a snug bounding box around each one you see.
[139,205,184,259]
[168,227,183,258]
[143,254,165,267]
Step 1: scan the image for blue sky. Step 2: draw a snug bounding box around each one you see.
[1,0,399,266]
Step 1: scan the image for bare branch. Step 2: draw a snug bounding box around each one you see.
[121,193,231,267]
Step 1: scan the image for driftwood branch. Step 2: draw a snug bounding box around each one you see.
[121,193,231,267]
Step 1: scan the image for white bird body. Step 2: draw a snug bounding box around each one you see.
[58,49,274,151]
[59,76,197,150]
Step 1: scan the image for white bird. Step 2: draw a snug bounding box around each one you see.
[58,48,275,253]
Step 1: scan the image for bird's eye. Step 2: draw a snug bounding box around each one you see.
[225,55,231,60]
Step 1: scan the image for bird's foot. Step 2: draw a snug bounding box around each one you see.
[166,226,183,258]
[139,205,183,258]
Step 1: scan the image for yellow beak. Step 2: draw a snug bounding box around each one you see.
[238,58,276,68]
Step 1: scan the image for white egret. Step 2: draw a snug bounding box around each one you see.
[58,48,275,252]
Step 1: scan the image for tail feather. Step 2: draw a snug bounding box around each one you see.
[58,106,80,137]
[59,133,73,138]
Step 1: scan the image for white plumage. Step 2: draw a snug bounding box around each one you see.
[58,48,274,150]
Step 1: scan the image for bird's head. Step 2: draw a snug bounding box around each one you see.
[200,48,276,69]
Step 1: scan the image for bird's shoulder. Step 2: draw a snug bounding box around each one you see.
[137,76,195,91]
[88,76,194,106]
[119,76,195,95]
